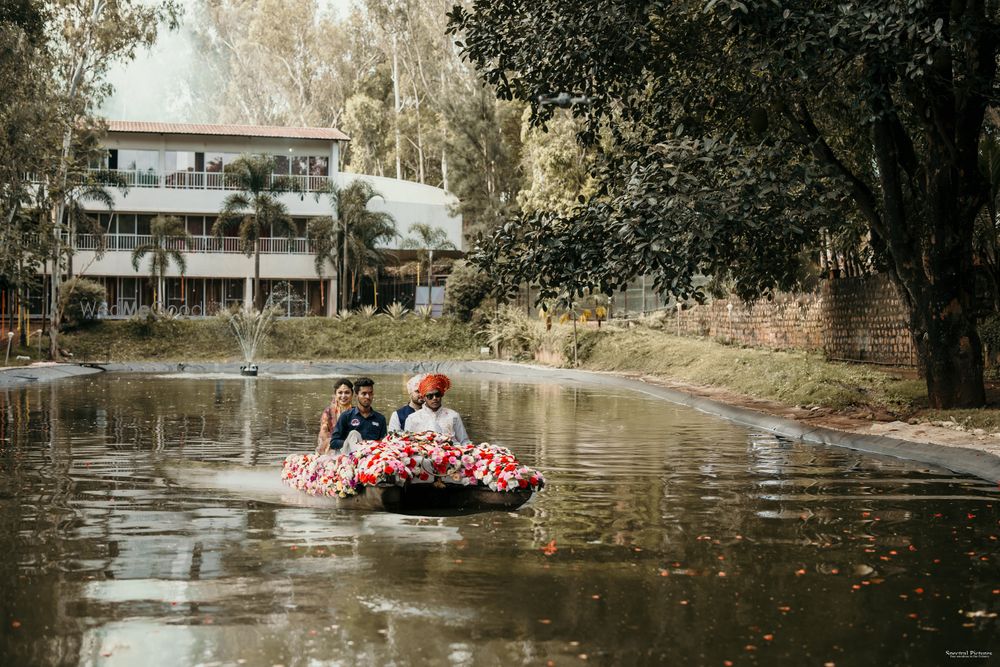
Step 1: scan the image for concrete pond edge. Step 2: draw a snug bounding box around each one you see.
[3,359,999,484]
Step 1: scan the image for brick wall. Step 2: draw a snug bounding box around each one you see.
[663,273,917,367]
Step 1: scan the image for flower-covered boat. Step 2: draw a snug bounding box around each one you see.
[281,431,544,513]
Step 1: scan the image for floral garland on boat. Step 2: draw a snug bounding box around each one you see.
[282,431,545,498]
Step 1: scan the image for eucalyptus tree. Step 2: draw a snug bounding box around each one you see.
[130,214,191,311]
[401,222,455,301]
[452,0,1000,408]
[212,154,299,311]
[40,0,179,358]
[308,179,397,310]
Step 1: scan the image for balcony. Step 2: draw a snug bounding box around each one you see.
[93,169,330,193]
[75,233,316,255]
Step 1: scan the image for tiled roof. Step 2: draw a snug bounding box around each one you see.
[106,120,350,142]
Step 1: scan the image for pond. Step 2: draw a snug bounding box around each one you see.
[0,371,997,666]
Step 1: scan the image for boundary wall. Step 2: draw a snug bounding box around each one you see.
[666,274,917,367]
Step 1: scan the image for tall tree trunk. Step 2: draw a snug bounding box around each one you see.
[392,33,402,181]
[873,112,985,407]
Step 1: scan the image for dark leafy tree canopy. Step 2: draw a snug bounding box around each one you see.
[451,0,1000,407]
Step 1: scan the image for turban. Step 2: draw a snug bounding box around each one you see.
[418,373,452,396]
[406,373,427,393]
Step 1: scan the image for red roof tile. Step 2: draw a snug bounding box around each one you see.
[106,120,350,142]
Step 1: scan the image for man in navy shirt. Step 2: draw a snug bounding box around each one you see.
[330,377,387,451]
[388,373,426,432]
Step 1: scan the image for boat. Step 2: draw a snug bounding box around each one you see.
[333,482,535,514]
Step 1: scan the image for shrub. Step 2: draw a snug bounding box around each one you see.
[59,278,106,329]
[480,304,542,360]
[382,301,410,320]
[444,260,493,322]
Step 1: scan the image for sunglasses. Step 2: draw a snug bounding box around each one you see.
[424,392,442,399]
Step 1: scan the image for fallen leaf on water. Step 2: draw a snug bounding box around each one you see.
[11,621,21,629]
[763,634,774,641]
[538,619,551,624]
[795,568,806,576]
[542,540,557,556]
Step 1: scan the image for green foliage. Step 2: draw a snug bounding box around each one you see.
[578,327,925,414]
[517,108,594,216]
[444,259,492,322]
[59,317,479,362]
[131,214,191,310]
[58,278,106,330]
[480,304,541,361]
[452,0,1000,406]
[310,179,397,311]
[343,93,392,176]
[214,153,298,310]
[381,301,409,320]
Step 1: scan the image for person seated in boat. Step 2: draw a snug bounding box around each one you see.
[330,377,387,453]
[405,373,472,445]
[388,373,426,432]
[315,377,354,455]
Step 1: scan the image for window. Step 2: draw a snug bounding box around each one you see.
[291,156,309,176]
[273,155,290,175]
[185,215,204,236]
[309,156,329,176]
[205,152,224,173]
[165,151,201,172]
[117,214,136,235]
[90,150,111,170]
[118,149,158,172]
[136,215,154,236]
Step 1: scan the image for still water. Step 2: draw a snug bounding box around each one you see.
[0,372,997,666]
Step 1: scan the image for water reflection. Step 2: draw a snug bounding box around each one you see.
[0,373,998,666]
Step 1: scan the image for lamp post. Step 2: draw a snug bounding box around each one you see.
[4,331,13,366]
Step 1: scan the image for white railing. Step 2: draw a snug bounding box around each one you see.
[93,169,328,193]
[74,234,314,254]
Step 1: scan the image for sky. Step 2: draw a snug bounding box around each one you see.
[99,0,355,123]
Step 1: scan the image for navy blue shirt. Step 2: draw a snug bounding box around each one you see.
[331,407,387,450]
[393,404,416,430]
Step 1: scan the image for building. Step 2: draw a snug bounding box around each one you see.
[21,120,463,319]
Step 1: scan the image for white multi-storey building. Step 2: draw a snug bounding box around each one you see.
[65,120,462,317]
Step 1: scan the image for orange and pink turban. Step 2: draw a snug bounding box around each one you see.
[418,373,452,396]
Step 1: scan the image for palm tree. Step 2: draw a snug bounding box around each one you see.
[309,179,397,311]
[212,154,298,311]
[130,215,191,311]
[401,222,456,310]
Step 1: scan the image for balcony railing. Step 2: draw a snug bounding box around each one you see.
[94,169,330,192]
[74,233,314,254]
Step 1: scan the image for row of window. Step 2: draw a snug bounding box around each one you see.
[93,149,330,177]
[93,213,314,237]
[5,278,325,317]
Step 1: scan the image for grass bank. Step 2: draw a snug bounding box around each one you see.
[57,316,480,362]
[572,326,927,414]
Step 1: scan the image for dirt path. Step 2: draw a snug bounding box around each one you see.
[615,371,1000,461]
